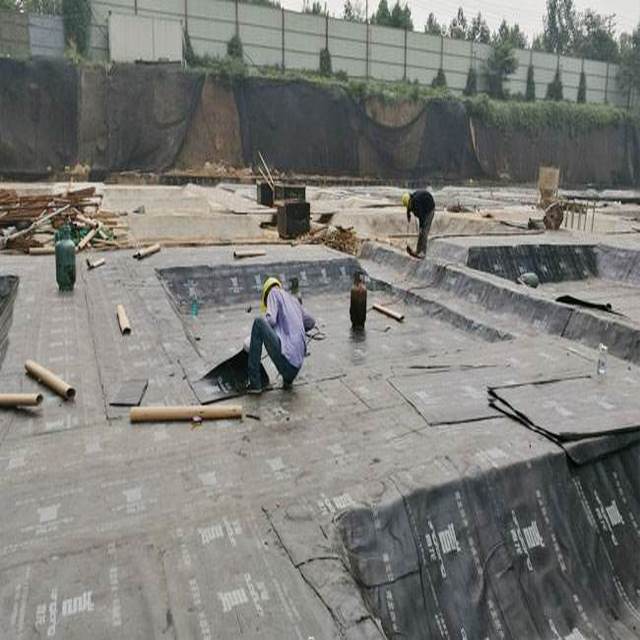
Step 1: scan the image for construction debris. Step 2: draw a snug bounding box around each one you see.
[305,225,360,255]
[87,257,106,270]
[133,243,161,260]
[129,404,243,423]
[0,187,129,253]
[233,249,267,259]
[24,359,76,400]
[372,303,405,322]
[0,393,43,408]
[116,304,132,335]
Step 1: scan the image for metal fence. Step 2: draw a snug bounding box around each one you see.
[1,2,636,108]
[90,0,637,107]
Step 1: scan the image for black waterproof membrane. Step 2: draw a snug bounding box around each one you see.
[0,275,18,369]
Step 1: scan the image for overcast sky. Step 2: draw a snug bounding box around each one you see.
[291,0,640,41]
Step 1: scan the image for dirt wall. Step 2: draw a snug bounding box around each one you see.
[1,60,638,186]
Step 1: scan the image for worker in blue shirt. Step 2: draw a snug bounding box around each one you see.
[247,277,316,394]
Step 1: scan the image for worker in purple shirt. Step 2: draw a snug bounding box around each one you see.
[247,277,316,394]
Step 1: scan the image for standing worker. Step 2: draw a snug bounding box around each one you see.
[402,190,436,259]
[247,277,316,394]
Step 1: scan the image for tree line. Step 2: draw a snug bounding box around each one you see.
[340,0,632,65]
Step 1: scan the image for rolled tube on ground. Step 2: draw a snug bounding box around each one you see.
[0,393,43,407]
[130,405,243,423]
[133,244,161,260]
[116,304,132,335]
[24,360,76,400]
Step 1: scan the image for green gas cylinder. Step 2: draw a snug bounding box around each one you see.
[55,223,76,291]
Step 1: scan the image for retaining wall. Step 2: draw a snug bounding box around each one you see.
[1,60,638,186]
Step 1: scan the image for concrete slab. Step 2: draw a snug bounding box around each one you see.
[1,237,640,639]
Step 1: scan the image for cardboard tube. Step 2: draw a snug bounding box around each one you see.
[130,405,243,423]
[116,304,131,335]
[24,360,76,400]
[77,225,100,251]
[29,247,55,255]
[86,257,105,270]
[233,249,267,259]
[0,393,43,407]
[372,303,405,322]
[133,243,161,260]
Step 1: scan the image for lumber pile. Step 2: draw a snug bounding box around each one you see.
[0,187,130,253]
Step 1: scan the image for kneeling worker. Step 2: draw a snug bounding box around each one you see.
[247,277,316,394]
[402,190,436,259]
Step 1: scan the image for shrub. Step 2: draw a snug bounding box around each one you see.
[525,64,536,101]
[577,71,587,103]
[319,48,332,76]
[463,67,477,96]
[62,0,91,56]
[227,34,243,60]
[184,28,197,67]
[485,42,517,100]
[431,68,447,89]
[546,68,563,101]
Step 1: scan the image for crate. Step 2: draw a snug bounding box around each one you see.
[257,183,306,207]
[257,182,274,207]
[277,201,310,239]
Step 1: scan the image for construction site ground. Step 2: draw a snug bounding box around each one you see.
[1,182,640,639]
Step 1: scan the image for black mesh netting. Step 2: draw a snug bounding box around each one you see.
[0,59,77,176]
[104,65,204,172]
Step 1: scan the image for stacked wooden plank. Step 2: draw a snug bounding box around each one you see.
[0,187,130,253]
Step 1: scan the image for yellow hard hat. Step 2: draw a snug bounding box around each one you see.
[401,193,410,208]
[261,276,281,313]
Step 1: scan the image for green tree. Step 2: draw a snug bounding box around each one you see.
[577,70,586,102]
[618,25,640,103]
[0,0,16,9]
[303,0,324,14]
[246,0,280,6]
[468,12,490,44]
[572,11,619,62]
[485,41,518,99]
[546,68,564,100]
[541,0,578,54]
[463,67,477,95]
[525,64,536,101]
[493,20,527,49]
[424,12,443,36]
[389,1,412,30]
[431,67,447,88]
[371,0,390,25]
[448,7,467,40]
[343,0,364,22]
[62,0,90,55]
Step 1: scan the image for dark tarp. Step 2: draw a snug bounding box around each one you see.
[104,65,204,172]
[466,244,598,283]
[234,79,482,180]
[0,58,77,177]
[337,442,640,639]
[0,275,18,368]
[489,375,640,442]
[190,349,269,403]
[234,78,360,176]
